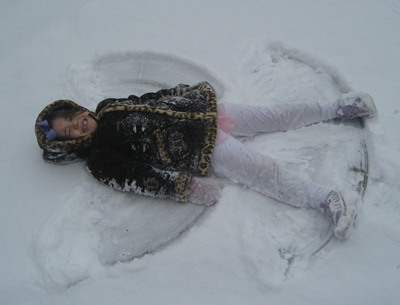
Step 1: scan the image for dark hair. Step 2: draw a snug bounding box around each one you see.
[46,105,83,140]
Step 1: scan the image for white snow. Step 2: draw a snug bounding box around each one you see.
[1,0,400,304]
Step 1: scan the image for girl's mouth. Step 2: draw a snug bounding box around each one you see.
[82,118,87,132]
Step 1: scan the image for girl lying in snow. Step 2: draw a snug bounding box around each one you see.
[35,82,377,239]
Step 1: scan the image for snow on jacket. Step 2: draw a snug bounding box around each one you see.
[35,82,218,202]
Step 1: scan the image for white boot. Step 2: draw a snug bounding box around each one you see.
[336,92,377,120]
[320,191,357,239]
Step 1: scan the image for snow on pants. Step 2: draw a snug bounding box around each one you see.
[211,101,337,209]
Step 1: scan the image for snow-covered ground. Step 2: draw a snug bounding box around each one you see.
[1,0,400,304]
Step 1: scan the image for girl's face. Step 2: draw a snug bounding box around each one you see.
[52,111,98,138]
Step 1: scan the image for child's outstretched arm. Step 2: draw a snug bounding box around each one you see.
[86,144,220,205]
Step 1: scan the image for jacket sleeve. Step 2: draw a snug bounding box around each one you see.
[178,81,213,95]
[95,82,215,113]
[138,82,213,100]
[86,145,192,202]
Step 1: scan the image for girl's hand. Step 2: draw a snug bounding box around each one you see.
[187,177,221,206]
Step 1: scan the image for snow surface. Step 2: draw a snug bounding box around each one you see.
[1,0,400,304]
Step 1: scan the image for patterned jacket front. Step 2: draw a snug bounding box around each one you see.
[86,82,218,201]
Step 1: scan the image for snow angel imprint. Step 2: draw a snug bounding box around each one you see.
[35,82,377,239]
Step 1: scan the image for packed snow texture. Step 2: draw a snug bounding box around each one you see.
[1,1,400,304]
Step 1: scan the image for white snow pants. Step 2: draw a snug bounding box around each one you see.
[211,101,337,209]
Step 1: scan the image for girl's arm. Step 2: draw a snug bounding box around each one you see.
[86,145,192,202]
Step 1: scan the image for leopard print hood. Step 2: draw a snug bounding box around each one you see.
[35,100,95,164]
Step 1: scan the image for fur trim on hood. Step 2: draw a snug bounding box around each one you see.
[35,100,95,164]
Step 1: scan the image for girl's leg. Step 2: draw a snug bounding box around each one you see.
[224,91,377,138]
[211,134,357,239]
[211,135,331,209]
[224,101,337,138]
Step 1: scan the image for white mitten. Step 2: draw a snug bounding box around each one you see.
[187,177,221,206]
